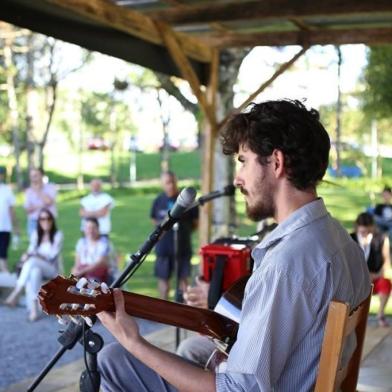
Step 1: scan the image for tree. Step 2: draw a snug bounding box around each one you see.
[0,23,29,188]
[360,45,392,177]
[80,90,136,186]
[0,23,91,178]
[362,45,392,119]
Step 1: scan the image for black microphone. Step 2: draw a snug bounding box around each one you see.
[161,187,197,229]
[197,184,236,206]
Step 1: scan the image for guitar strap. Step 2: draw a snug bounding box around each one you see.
[208,254,226,309]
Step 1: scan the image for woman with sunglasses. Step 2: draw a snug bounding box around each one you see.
[4,208,63,321]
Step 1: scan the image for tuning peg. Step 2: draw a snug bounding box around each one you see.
[79,287,98,297]
[76,277,88,289]
[101,282,109,294]
[87,280,101,289]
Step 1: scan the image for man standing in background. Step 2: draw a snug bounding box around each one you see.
[24,168,56,237]
[150,171,198,300]
[80,178,114,238]
[0,166,19,272]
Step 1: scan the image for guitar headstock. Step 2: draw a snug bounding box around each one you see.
[39,275,114,317]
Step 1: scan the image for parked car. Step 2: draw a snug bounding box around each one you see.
[87,137,110,151]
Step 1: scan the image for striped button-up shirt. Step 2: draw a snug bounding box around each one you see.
[216,198,371,391]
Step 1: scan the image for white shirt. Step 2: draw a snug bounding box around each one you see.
[357,233,373,261]
[80,192,114,235]
[0,184,15,232]
[75,237,109,265]
[27,230,64,270]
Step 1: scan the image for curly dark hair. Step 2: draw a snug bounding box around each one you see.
[220,99,330,190]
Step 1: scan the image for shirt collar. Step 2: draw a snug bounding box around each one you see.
[253,198,329,257]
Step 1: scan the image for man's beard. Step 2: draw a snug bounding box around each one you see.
[243,175,275,222]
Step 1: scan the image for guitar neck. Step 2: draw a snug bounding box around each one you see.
[121,291,238,342]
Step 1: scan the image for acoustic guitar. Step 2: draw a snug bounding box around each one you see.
[38,275,249,351]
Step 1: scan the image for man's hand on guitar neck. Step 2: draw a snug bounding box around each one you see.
[98,289,141,348]
[97,288,217,392]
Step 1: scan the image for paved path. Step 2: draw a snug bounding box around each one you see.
[1,303,391,392]
[0,303,162,392]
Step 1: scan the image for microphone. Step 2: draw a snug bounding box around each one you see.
[197,184,236,206]
[161,187,197,229]
[169,187,197,219]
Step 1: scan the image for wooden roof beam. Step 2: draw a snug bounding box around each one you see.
[199,27,392,48]
[155,21,216,127]
[149,0,392,25]
[45,0,213,63]
[158,0,232,33]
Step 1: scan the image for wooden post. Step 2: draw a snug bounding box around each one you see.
[153,19,219,246]
[199,49,219,247]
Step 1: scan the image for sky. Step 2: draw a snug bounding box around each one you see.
[61,43,368,150]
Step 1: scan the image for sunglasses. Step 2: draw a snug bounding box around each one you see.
[39,216,52,222]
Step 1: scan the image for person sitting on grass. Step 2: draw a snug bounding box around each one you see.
[4,208,63,321]
[351,212,391,327]
[72,217,109,283]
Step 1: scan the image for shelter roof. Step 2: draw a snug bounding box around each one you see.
[2,0,392,84]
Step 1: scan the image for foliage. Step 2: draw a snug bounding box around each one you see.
[362,45,392,120]
[80,90,136,137]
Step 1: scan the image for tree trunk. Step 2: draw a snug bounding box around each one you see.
[38,81,58,170]
[109,108,117,188]
[25,33,36,170]
[335,46,343,177]
[157,90,171,173]
[211,48,250,240]
[3,32,23,189]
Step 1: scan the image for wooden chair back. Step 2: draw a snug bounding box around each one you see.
[314,290,372,392]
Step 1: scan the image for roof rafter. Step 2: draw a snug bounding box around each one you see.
[155,20,215,126]
[45,0,213,63]
[149,0,392,25]
[198,27,392,48]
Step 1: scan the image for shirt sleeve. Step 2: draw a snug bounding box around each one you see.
[374,204,382,216]
[8,187,16,206]
[24,189,32,209]
[95,239,110,259]
[47,183,57,199]
[216,264,322,391]
[75,238,83,255]
[106,194,114,209]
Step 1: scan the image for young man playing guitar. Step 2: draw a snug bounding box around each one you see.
[97,100,371,391]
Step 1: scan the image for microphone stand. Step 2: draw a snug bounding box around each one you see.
[27,207,189,392]
[172,222,182,348]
